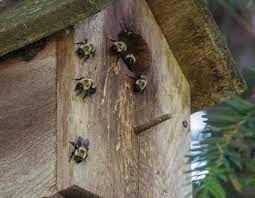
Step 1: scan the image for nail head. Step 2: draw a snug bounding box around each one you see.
[183,121,189,128]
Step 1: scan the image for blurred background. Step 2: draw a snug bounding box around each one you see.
[191,0,255,149]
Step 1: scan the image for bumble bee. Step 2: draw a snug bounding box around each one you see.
[130,74,148,93]
[75,39,96,62]
[110,27,151,75]
[110,41,127,54]
[69,136,89,164]
[74,77,97,100]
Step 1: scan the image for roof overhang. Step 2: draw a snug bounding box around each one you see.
[147,0,246,111]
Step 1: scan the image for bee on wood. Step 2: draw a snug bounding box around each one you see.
[75,39,96,62]
[69,136,89,164]
[130,74,148,93]
[110,25,151,93]
[110,41,127,54]
[74,77,97,100]
[110,27,152,75]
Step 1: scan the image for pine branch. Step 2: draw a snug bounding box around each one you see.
[188,92,255,198]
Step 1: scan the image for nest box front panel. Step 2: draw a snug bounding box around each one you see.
[57,0,191,197]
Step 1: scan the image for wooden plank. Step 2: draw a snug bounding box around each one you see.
[147,0,246,112]
[132,1,191,197]
[0,0,112,56]
[57,0,191,197]
[57,20,140,198]
[0,37,57,197]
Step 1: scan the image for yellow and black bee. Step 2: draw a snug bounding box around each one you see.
[130,74,148,94]
[69,136,89,164]
[110,27,151,75]
[74,77,97,100]
[75,39,96,62]
[110,41,127,54]
[110,26,151,93]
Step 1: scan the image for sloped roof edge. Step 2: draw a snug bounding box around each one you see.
[147,0,246,111]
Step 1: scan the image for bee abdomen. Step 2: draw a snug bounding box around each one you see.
[74,156,84,163]
[75,48,85,58]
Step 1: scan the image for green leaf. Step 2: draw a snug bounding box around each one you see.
[224,96,254,113]
[229,141,249,151]
[243,157,255,172]
[207,177,226,198]
[245,176,255,186]
[200,189,209,198]
[228,174,243,192]
[224,150,243,169]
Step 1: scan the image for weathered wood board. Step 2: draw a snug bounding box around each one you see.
[0,37,57,197]
[57,0,191,197]
[147,0,246,112]
[0,0,113,56]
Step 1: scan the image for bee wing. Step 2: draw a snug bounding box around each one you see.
[83,138,90,148]
[77,136,89,148]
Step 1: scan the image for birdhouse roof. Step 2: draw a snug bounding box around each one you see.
[0,0,246,111]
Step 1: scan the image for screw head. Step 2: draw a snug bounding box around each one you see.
[183,121,189,128]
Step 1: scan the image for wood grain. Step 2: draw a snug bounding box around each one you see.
[57,0,191,197]
[147,0,246,112]
[0,37,57,197]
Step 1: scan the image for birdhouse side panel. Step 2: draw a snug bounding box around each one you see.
[0,37,57,197]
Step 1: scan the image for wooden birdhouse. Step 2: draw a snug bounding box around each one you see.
[0,0,245,197]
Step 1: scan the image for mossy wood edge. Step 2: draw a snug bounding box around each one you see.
[0,0,112,57]
[0,0,246,111]
[147,0,246,111]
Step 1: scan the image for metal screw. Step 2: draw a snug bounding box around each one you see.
[183,120,189,128]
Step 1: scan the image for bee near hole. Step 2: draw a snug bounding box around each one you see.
[69,136,89,164]
[130,75,148,94]
[123,53,136,71]
[74,77,97,100]
[110,24,152,94]
[110,41,127,54]
[109,26,151,75]
[75,39,96,62]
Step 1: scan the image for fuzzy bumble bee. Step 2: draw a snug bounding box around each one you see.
[75,39,96,62]
[74,77,97,100]
[110,28,151,75]
[69,136,89,164]
[130,74,148,94]
[110,25,151,93]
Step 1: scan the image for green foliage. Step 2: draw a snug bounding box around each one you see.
[242,67,255,97]
[189,67,255,197]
